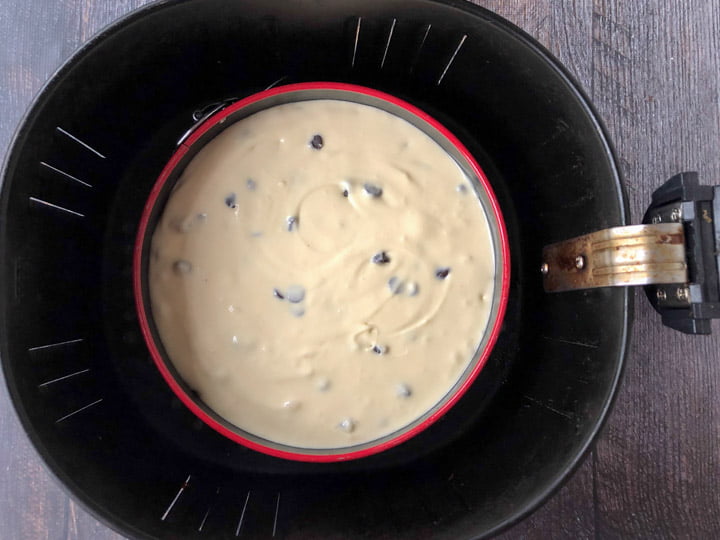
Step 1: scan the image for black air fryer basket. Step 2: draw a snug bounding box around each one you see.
[1,0,646,538]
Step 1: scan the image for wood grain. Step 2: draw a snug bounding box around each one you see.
[588,1,720,537]
[1,0,719,539]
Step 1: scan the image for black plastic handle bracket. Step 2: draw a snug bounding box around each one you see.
[643,172,720,335]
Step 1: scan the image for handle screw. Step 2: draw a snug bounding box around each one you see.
[676,287,689,301]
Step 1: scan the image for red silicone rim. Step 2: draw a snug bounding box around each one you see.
[133,82,511,462]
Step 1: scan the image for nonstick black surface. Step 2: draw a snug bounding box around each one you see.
[0,0,628,538]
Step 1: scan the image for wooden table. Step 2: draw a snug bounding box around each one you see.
[1,1,719,538]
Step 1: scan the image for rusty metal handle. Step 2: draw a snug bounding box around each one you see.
[541,172,720,335]
[541,223,687,293]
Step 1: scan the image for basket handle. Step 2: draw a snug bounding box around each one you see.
[542,172,720,335]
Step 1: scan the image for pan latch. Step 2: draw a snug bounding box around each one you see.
[176,98,239,146]
[542,172,720,334]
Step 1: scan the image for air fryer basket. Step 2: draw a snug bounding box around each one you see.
[0,0,628,538]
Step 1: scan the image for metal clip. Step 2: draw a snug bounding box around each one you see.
[542,223,687,293]
[175,77,290,147]
[176,98,238,147]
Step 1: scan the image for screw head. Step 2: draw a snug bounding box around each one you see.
[656,289,667,301]
[675,286,689,301]
[651,215,662,224]
[670,208,681,222]
[575,255,585,270]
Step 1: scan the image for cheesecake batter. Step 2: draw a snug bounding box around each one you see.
[149,99,496,449]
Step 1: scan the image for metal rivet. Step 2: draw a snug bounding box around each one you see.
[540,262,549,276]
[676,287,689,301]
[670,208,681,222]
[575,255,585,270]
[652,215,662,224]
[656,289,667,301]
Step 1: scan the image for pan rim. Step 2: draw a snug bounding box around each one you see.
[132,81,512,463]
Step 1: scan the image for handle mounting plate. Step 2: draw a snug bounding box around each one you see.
[542,223,687,293]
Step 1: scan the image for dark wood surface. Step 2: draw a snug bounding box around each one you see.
[1,1,719,538]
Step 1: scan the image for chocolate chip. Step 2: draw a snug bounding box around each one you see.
[310,134,324,149]
[372,344,388,355]
[388,276,403,295]
[286,215,298,231]
[273,288,285,300]
[396,383,412,398]
[286,285,305,303]
[225,193,237,208]
[173,260,192,274]
[171,212,207,233]
[372,251,391,265]
[363,183,383,197]
[435,267,451,279]
[338,418,356,432]
[340,181,351,198]
[246,179,257,191]
[169,217,192,233]
[283,400,301,410]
